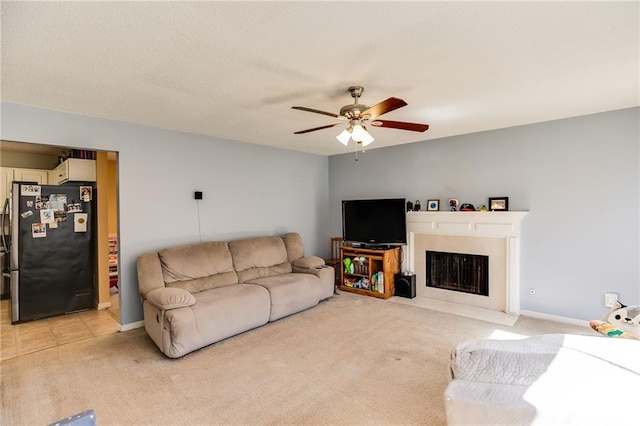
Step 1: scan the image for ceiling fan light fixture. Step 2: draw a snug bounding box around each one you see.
[360,129,375,146]
[336,129,351,146]
[292,85,429,157]
[351,123,365,142]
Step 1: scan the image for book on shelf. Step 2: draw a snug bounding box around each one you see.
[69,149,96,160]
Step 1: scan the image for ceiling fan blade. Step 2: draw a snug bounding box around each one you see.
[294,123,342,134]
[370,120,430,132]
[360,97,407,120]
[292,106,340,119]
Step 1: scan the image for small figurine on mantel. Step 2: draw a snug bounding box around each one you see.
[459,203,475,211]
[449,198,459,211]
[413,200,421,211]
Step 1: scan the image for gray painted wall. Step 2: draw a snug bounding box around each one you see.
[329,108,639,321]
[1,102,330,326]
[3,102,637,324]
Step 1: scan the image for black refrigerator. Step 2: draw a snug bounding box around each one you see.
[2,182,96,323]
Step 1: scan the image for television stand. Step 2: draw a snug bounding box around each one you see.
[339,246,400,299]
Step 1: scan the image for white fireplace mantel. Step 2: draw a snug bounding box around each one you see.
[406,211,529,315]
[406,211,529,237]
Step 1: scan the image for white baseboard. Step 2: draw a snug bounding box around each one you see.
[97,301,112,310]
[519,309,589,327]
[389,296,590,328]
[113,310,587,332]
[119,320,145,332]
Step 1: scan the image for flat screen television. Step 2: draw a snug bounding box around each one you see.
[342,198,407,246]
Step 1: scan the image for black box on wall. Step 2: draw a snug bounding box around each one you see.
[394,273,416,298]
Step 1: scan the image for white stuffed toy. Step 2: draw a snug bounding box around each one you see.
[590,301,640,340]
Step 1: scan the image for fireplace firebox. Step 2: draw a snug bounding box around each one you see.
[426,251,489,296]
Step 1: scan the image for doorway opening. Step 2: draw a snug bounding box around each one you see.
[1,140,120,324]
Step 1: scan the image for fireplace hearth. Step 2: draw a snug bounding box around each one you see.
[426,251,489,296]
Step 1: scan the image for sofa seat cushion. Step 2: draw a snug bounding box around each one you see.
[229,236,292,283]
[159,241,238,293]
[164,284,270,357]
[247,273,322,321]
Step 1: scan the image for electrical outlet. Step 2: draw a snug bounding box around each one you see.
[604,292,618,308]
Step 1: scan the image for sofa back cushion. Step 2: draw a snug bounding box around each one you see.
[158,241,238,293]
[229,236,292,282]
[282,232,305,263]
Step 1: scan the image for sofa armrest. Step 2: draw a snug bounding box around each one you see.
[293,256,325,269]
[145,287,196,311]
[293,263,335,300]
[293,255,330,277]
[293,256,331,278]
[292,265,331,276]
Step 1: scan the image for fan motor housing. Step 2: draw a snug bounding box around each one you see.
[339,104,369,119]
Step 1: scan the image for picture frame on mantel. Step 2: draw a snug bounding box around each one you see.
[488,197,509,211]
[427,199,440,211]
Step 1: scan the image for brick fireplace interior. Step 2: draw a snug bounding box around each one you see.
[413,234,506,312]
[426,250,489,296]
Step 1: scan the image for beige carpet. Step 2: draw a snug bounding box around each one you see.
[0,292,590,425]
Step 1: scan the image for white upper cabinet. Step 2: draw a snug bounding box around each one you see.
[1,167,49,202]
[52,159,96,184]
[14,168,49,184]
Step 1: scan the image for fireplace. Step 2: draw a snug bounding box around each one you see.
[426,251,489,296]
[404,211,528,315]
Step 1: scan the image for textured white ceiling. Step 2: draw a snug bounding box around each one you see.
[2,1,638,156]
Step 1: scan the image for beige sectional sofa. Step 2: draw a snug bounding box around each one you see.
[137,232,334,358]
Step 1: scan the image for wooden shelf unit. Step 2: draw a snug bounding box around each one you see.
[339,246,401,299]
[108,234,118,288]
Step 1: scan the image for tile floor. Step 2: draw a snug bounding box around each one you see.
[107,289,119,319]
[0,299,120,361]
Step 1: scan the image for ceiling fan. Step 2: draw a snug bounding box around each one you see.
[292,86,429,147]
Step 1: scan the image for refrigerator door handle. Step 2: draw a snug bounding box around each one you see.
[9,183,19,270]
[1,197,8,252]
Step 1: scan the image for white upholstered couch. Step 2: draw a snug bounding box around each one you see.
[445,333,640,425]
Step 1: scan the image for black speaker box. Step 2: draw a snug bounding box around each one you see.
[394,273,416,298]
